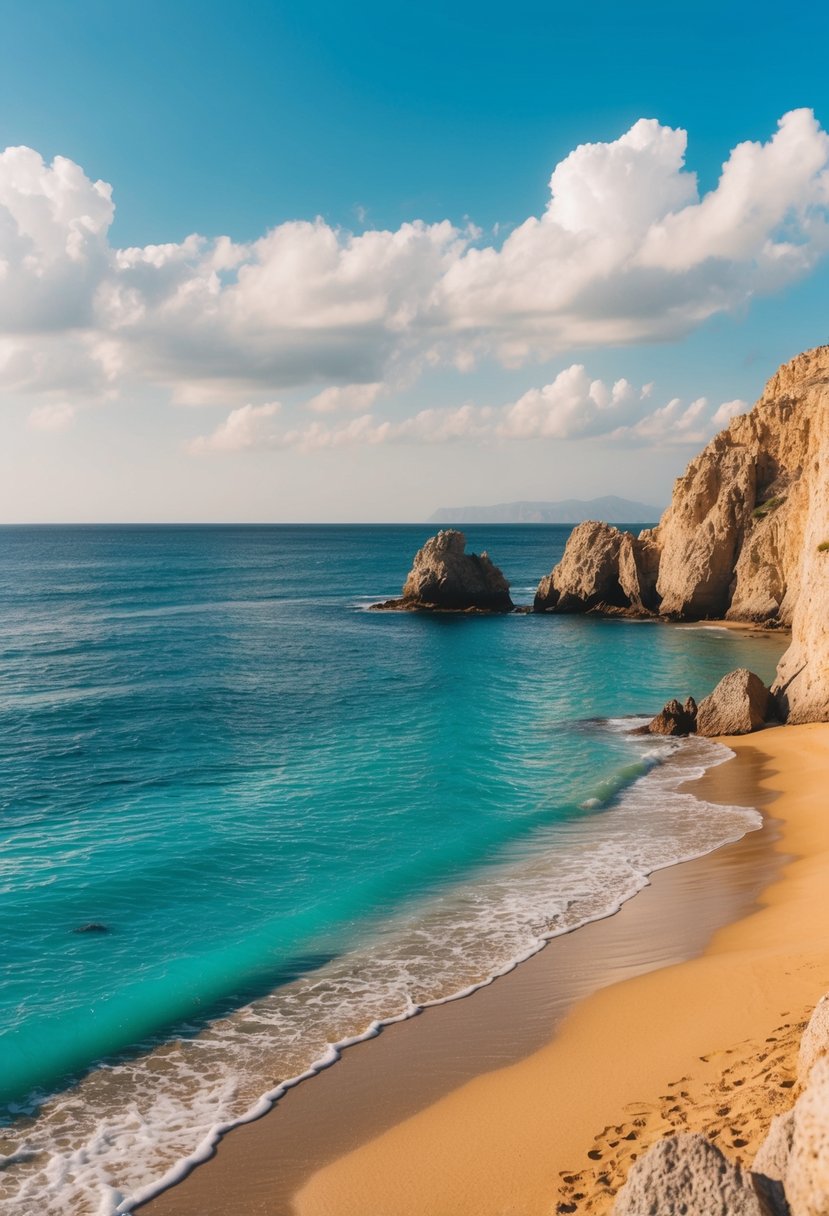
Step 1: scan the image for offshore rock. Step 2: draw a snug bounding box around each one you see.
[533,522,657,614]
[372,530,513,613]
[612,1132,765,1216]
[695,669,772,737]
[648,696,697,736]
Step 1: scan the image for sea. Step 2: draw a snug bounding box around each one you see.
[0,524,784,1215]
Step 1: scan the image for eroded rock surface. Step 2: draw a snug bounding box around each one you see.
[754,1109,796,1183]
[373,530,513,613]
[798,994,829,1085]
[695,669,772,737]
[656,441,756,618]
[786,1056,829,1216]
[534,522,657,615]
[612,1133,764,1216]
[648,696,697,736]
[533,346,829,723]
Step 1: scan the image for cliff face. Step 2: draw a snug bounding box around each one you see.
[656,347,829,625]
[535,345,829,722]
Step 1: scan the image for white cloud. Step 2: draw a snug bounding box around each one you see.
[496,366,642,439]
[0,110,828,417]
[305,382,384,414]
[188,402,281,453]
[189,366,742,454]
[28,402,76,432]
[711,398,749,428]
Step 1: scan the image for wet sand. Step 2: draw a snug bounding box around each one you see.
[295,724,829,1216]
[142,734,791,1216]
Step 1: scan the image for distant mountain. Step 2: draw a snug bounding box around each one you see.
[428,496,662,525]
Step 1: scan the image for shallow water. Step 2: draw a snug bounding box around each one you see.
[0,524,785,1214]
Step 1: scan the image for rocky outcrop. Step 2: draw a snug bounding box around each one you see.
[695,669,773,737]
[798,994,829,1084]
[751,1056,829,1216]
[612,1133,764,1216]
[748,1113,792,1186]
[534,346,829,723]
[533,522,658,615]
[618,529,661,614]
[785,1056,829,1216]
[648,696,697,736]
[611,993,829,1216]
[654,347,829,628]
[656,442,757,618]
[372,530,514,613]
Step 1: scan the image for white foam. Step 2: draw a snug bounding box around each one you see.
[0,736,759,1216]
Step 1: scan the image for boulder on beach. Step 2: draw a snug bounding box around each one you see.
[648,695,697,736]
[752,1109,795,1205]
[785,1055,829,1216]
[798,993,829,1086]
[695,669,772,736]
[612,1132,764,1216]
[371,530,514,613]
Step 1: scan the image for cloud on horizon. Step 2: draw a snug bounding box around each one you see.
[188,364,749,454]
[0,109,828,415]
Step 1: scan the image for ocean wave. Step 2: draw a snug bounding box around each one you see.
[0,733,757,1216]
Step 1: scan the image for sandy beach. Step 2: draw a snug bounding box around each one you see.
[293,724,829,1216]
[140,720,829,1216]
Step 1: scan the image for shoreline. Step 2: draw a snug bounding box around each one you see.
[293,723,829,1216]
[140,732,790,1216]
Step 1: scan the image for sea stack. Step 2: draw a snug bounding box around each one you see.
[372,530,514,612]
[533,521,659,615]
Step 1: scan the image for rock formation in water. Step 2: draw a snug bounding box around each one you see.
[371,530,514,613]
[648,696,698,737]
[534,345,829,723]
[533,521,659,615]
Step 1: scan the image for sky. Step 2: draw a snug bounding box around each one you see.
[1,0,829,522]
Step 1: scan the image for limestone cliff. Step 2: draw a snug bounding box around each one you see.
[535,345,829,722]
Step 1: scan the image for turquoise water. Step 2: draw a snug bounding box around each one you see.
[0,525,784,1214]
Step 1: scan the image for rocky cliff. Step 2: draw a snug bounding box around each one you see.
[535,346,829,723]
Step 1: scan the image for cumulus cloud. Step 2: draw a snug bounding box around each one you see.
[497,366,642,439]
[1,109,829,415]
[188,402,281,453]
[189,365,743,454]
[305,382,384,414]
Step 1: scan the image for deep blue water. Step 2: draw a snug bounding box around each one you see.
[0,525,784,1214]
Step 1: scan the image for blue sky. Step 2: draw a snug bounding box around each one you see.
[1,1,828,521]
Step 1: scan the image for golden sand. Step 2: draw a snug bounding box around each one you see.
[294,724,829,1216]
